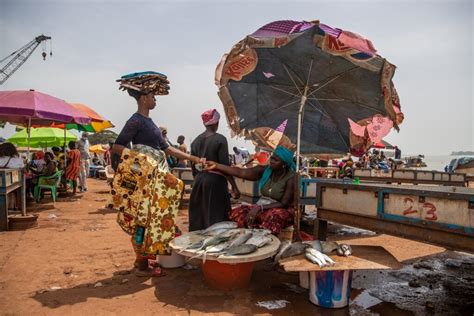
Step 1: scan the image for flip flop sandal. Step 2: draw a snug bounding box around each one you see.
[135,267,166,277]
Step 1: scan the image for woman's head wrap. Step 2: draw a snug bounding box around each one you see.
[35,151,45,160]
[273,146,296,171]
[258,146,295,191]
[201,109,220,126]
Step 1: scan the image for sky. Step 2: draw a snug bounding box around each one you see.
[0,0,472,155]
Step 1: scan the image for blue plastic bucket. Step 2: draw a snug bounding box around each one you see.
[309,270,353,308]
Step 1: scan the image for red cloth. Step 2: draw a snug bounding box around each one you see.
[65,149,81,180]
[201,109,220,126]
[229,205,294,235]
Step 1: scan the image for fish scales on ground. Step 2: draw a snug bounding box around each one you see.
[224,244,258,256]
[199,221,238,235]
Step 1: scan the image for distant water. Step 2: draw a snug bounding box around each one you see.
[417,155,474,171]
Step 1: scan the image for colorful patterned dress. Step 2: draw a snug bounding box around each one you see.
[107,144,183,255]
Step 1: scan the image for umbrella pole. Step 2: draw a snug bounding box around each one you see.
[27,118,31,159]
[294,86,308,241]
[23,117,31,217]
[63,128,67,169]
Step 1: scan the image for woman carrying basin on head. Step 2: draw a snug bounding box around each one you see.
[108,71,203,277]
[205,146,296,235]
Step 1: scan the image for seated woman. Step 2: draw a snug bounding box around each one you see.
[32,152,57,181]
[206,146,296,235]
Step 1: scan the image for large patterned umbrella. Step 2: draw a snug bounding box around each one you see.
[215,20,402,162]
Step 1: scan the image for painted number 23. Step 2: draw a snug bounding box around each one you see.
[402,198,438,221]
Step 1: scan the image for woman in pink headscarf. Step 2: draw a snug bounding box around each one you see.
[188,109,240,231]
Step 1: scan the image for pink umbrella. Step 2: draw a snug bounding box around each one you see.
[0,90,91,126]
[0,90,92,198]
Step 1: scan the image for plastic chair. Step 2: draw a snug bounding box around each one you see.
[34,170,63,204]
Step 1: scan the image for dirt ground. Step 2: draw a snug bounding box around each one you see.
[0,179,473,316]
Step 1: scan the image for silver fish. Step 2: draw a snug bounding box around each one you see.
[228,232,253,248]
[225,244,257,256]
[206,241,231,254]
[218,228,244,238]
[337,244,352,257]
[246,234,272,248]
[199,221,237,235]
[187,235,229,251]
[306,248,335,267]
[203,227,231,236]
[272,240,292,264]
[303,240,339,254]
[250,228,271,235]
[305,251,324,267]
[280,242,310,259]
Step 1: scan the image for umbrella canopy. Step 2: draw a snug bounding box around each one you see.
[8,127,77,148]
[38,103,114,133]
[0,90,91,126]
[216,20,402,157]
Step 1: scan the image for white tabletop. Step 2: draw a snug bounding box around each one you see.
[170,231,281,264]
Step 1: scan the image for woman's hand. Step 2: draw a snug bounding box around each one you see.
[189,155,202,164]
[231,188,241,200]
[204,161,218,171]
[245,205,261,226]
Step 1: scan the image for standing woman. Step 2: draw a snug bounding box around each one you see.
[188,109,240,231]
[65,141,81,194]
[109,72,202,277]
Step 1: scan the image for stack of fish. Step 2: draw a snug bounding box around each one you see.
[117,71,170,95]
[181,221,273,262]
[272,239,353,268]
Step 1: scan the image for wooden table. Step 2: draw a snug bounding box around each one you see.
[0,169,26,231]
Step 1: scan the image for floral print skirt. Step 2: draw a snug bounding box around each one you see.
[229,204,294,235]
[107,145,183,255]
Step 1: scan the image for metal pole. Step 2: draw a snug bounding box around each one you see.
[296,86,309,171]
[294,86,309,241]
[63,127,67,169]
[27,117,31,158]
[23,117,31,217]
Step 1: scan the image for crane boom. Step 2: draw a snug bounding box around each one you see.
[0,35,51,85]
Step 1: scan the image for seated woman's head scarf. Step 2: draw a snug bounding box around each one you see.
[201,109,220,126]
[258,146,296,191]
[117,71,170,96]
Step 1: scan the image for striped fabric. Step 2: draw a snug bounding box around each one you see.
[275,119,288,133]
[252,20,314,37]
[319,23,342,38]
[65,149,81,180]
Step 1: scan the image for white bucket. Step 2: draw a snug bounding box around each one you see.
[157,250,185,268]
[299,271,309,289]
[309,270,353,308]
